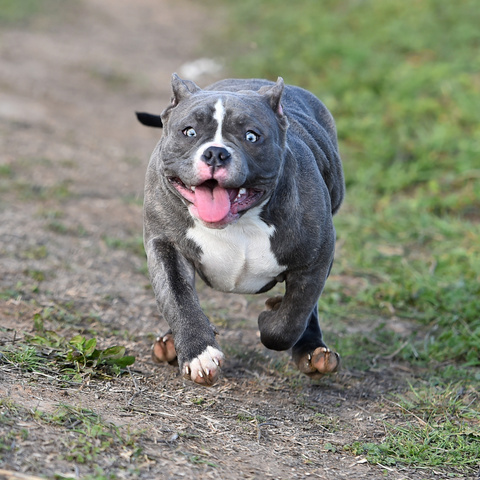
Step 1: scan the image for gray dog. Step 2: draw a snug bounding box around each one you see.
[136,74,345,386]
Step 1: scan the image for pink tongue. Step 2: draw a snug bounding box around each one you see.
[195,185,231,223]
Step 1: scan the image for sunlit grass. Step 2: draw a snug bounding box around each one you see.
[216,0,480,371]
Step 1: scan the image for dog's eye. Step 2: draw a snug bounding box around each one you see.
[245,131,259,143]
[182,127,196,137]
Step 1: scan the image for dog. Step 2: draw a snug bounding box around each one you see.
[136,74,345,386]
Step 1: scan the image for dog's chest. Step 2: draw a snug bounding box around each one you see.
[187,210,286,294]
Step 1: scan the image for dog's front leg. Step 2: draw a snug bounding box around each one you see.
[147,238,224,386]
[257,262,331,352]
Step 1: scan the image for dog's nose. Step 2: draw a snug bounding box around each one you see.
[201,146,231,167]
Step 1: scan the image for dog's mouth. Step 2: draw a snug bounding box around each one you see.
[168,177,264,226]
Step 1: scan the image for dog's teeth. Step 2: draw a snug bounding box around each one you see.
[214,358,220,366]
[191,186,195,192]
[239,188,246,195]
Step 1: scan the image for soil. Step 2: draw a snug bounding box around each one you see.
[0,1,453,479]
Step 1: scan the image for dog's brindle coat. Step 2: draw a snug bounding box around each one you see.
[137,75,345,386]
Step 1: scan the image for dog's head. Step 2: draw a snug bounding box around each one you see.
[140,74,288,228]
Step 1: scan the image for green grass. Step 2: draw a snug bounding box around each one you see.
[346,383,480,474]
[216,0,480,473]
[0,0,44,23]
[0,306,135,383]
[0,0,72,24]
[217,0,480,370]
[0,400,143,467]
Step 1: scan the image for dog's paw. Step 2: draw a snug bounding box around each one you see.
[152,330,178,365]
[296,347,340,380]
[182,346,225,387]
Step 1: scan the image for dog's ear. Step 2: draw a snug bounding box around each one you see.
[135,112,163,128]
[160,74,201,126]
[258,77,285,117]
[171,73,201,106]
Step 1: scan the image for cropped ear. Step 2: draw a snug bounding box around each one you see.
[161,74,202,127]
[258,77,285,117]
[171,73,201,106]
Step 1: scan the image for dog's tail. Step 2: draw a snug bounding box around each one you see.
[136,112,163,128]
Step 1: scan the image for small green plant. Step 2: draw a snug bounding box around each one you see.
[0,309,135,382]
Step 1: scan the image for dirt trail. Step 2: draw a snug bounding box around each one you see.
[0,2,419,479]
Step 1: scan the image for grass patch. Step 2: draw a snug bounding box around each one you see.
[0,306,135,383]
[215,2,480,473]
[345,384,480,475]
[0,164,13,177]
[0,0,45,23]
[0,0,76,25]
[216,0,480,377]
[0,400,143,466]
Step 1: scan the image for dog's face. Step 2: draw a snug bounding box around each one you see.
[157,75,288,228]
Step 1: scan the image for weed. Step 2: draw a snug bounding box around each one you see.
[0,308,135,382]
[0,345,42,371]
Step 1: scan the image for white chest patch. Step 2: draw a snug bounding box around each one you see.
[187,207,286,294]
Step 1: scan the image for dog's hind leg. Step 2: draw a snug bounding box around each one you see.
[291,306,340,379]
[152,329,178,366]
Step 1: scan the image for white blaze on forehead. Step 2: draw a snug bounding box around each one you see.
[213,99,225,144]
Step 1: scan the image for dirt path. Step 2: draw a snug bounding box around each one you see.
[0,2,424,479]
